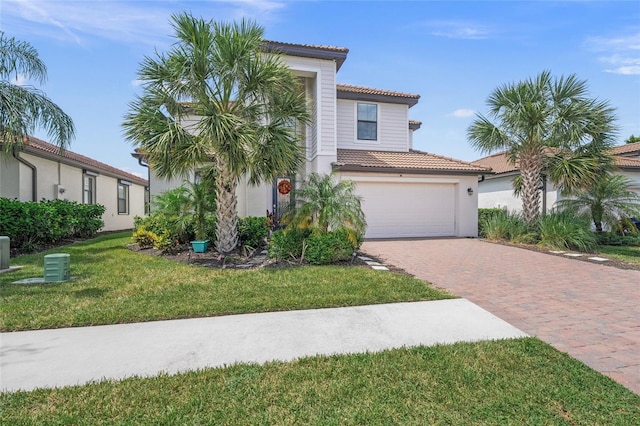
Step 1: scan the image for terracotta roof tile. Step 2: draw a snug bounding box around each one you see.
[335,149,490,174]
[337,84,420,100]
[23,137,148,186]
[472,148,640,174]
[471,152,518,174]
[610,142,640,156]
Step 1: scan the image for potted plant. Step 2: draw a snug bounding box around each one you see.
[187,179,216,253]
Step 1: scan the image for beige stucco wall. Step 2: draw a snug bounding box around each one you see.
[1,152,146,231]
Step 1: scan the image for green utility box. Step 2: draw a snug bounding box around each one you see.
[0,236,9,270]
[44,253,71,282]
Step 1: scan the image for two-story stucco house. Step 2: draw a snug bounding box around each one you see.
[1,137,148,231]
[472,141,640,213]
[141,41,490,239]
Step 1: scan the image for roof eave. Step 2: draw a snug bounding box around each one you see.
[262,41,349,71]
[332,163,491,176]
[337,90,419,107]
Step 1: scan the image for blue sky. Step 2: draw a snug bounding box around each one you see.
[2,0,639,178]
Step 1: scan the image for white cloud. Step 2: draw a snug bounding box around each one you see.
[421,20,492,40]
[448,109,476,118]
[585,32,640,75]
[1,0,288,47]
[11,74,28,86]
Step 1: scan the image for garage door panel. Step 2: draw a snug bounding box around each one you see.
[356,182,456,238]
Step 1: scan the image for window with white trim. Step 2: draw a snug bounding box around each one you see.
[357,103,377,141]
[83,173,96,205]
[117,181,130,215]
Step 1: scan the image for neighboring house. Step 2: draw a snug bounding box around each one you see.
[140,41,489,239]
[472,141,640,213]
[1,136,148,231]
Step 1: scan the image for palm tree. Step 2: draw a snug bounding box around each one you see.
[122,13,309,253]
[556,174,640,233]
[467,71,617,224]
[284,173,366,245]
[0,32,74,152]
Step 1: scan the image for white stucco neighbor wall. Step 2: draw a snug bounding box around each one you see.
[478,174,560,213]
[0,154,20,199]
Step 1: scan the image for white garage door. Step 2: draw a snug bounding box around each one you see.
[356,182,456,238]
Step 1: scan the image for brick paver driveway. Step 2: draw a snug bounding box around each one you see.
[362,238,640,394]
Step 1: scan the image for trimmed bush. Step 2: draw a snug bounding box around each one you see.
[595,232,640,247]
[0,198,105,251]
[238,216,269,249]
[537,210,597,251]
[305,229,355,265]
[268,228,311,261]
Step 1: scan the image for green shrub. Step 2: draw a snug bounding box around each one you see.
[478,208,507,237]
[132,227,158,248]
[268,228,311,261]
[537,210,597,251]
[0,198,104,251]
[482,210,536,244]
[595,232,640,247]
[305,229,355,265]
[238,216,269,249]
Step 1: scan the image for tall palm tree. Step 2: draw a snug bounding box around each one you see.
[123,13,309,253]
[0,32,74,152]
[468,71,617,224]
[284,173,366,246]
[556,173,640,233]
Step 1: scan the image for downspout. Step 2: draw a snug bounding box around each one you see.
[12,146,37,201]
[541,174,547,216]
[136,155,151,214]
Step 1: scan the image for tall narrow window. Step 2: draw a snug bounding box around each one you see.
[117,181,130,215]
[357,103,377,140]
[83,174,96,205]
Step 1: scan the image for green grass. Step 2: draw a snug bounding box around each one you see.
[596,245,640,265]
[0,233,452,331]
[1,338,638,425]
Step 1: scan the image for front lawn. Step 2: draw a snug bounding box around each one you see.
[596,245,640,265]
[1,338,638,424]
[0,233,452,331]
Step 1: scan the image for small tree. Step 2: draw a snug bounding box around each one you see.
[468,71,617,225]
[556,174,640,232]
[624,134,640,144]
[284,173,366,246]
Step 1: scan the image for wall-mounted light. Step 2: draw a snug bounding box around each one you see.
[467,187,474,196]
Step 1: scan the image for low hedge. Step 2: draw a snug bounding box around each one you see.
[0,198,105,251]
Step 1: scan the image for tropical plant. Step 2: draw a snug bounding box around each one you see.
[0,32,74,152]
[150,180,216,241]
[467,71,617,224]
[284,173,366,246]
[537,209,597,251]
[122,14,309,253]
[556,173,640,233]
[480,210,536,244]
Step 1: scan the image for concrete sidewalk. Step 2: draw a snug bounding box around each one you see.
[1,299,526,392]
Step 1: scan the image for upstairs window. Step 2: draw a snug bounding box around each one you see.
[117,181,130,215]
[357,103,377,141]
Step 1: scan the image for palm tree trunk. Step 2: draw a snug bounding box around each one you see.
[215,157,239,253]
[519,153,544,225]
